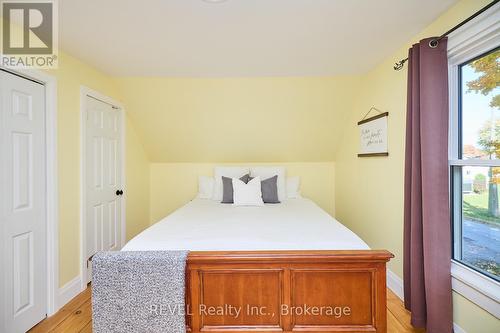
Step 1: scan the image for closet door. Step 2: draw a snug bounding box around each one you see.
[84,95,123,282]
[0,70,47,333]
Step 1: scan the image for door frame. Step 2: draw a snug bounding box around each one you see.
[79,86,126,290]
[0,66,59,316]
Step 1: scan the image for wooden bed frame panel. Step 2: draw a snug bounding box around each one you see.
[186,250,393,333]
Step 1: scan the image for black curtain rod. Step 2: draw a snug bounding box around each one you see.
[393,0,499,71]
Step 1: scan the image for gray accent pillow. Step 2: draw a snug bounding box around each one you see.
[249,175,280,204]
[221,174,250,203]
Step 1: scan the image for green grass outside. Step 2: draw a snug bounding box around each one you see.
[463,187,500,224]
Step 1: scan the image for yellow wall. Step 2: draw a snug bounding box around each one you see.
[334,0,499,332]
[1,17,151,288]
[125,118,151,241]
[5,2,498,330]
[115,76,361,162]
[118,76,353,228]
[150,162,335,224]
[43,52,150,286]
[40,58,349,288]
[453,292,499,333]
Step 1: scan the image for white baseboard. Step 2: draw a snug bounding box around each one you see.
[386,269,466,333]
[387,269,404,301]
[57,275,83,311]
[453,323,467,333]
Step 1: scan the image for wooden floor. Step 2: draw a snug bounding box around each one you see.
[29,286,424,333]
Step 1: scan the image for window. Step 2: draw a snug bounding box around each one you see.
[448,4,500,316]
[451,48,500,282]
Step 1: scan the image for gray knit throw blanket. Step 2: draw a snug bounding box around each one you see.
[92,251,189,333]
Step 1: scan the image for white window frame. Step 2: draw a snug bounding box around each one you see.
[447,2,500,318]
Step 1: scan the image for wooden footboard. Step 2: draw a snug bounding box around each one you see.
[186,250,393,333]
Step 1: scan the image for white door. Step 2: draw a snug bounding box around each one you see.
[84,96,122,282]
[0,70,47,332]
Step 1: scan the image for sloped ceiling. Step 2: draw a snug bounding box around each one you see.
[116,76,362,162]
[57,0,459,162]
[60,0,457,76]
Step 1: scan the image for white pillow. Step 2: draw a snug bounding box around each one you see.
[286,176,301,198]
[232,176,264,206]
[198,176,214,199]
[212,166,250,201]
[250,166,286,202]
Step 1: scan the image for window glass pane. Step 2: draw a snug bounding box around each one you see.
[456,166,500,280]
[460,49,500,160]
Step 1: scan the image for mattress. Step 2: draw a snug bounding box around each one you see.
[122,198,369,251]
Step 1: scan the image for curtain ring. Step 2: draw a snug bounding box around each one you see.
[429,39,439,48]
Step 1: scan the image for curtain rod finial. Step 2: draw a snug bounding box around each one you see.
[394,58,408,71]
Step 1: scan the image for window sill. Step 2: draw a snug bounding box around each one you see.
[451,260,500,317]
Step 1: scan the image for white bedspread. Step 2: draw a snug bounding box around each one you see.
[122,198,369,251]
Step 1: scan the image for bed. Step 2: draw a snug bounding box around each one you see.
[123,198,393,333]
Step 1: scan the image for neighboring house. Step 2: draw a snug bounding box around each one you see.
[463,144,488,159]
[463,166,490,194]
[462,145,489,194]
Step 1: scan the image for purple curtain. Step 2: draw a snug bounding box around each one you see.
[403,37,452,333]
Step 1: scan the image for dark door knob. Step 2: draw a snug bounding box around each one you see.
[116,190,123,196]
